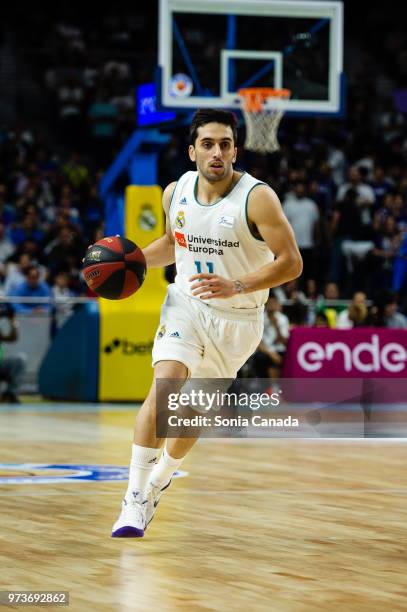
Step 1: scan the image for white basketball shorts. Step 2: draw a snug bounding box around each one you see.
[152,283,264,378]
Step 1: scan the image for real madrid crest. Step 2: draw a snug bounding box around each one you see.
[175,210,186,229]
[139,204,157,231]
[157,324,166,339]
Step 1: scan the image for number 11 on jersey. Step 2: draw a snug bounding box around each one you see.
[194,261,214,274]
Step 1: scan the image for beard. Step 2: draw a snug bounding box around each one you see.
[198,162,231,183]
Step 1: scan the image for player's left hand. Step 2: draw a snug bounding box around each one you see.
[189,273,235,299]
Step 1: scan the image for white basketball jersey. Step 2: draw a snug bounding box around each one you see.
[169,170,275,310]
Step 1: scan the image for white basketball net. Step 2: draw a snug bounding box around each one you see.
[239,89,290,154]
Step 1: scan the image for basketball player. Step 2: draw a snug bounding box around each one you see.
[112,108,302,537]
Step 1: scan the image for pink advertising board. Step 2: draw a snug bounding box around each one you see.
[282,328,407,404]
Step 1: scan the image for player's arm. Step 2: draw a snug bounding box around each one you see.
[142,182,176,268]
[190,185,302,299]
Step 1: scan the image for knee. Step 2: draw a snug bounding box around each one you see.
[154,360,189,381]
[148,361,189,417]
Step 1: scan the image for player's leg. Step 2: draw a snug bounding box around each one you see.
[147,310,265,531]
[133,359,188,447]
[112,359,189,538]
[142,285,208,528]
[144,436,199,528]
[129,359,198,497]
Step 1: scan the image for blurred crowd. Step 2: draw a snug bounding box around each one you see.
[0,128,104,308]
[0,5,406,322]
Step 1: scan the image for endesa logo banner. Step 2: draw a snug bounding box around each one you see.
[284,328,407,378]
[282,329,407,404]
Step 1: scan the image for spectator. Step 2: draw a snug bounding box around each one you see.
[310,161,337,213]
[0,222,15,263]
[9,214,45,247]
[329,188,374,289]
[368,215,401,292]
[14,239,45,266]
[51,271,75,330]
[252,295,290,380]
[274,279,307,305]
[373,193,396,231]
[327,138,346,186]
[58,196,82,229]
[43,226,84,275]
[324,282,340,301]
[283,181,320,283]
[314,311,330,327]
[337,166,376,226]
[0,184,16,226]
[0,302,27,403]
[369,165,393,206]
[3,254,34,295]
[392,194,407,232]
[383,294,407,328]
[368,292,407,328]
[62,152,89,191]
[336,291,369,328]
[305,278,318,300]
[315,282,346,327]
[286,301,309,327]
[9,266,52,313]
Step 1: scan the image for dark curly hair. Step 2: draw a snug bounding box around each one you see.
[189,108,238,146]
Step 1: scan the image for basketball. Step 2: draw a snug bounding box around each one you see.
[82,236,146,299]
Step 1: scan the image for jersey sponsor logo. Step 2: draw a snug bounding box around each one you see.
[218,214,235,229]
[187,234,240,256]
[175,210,186,228]
[174,232,240,255]
[187,234,240,248]
[175,231,187,248]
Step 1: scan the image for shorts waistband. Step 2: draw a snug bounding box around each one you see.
[202,301,264,321]
[170,284,264,321]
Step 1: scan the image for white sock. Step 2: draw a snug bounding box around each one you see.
[125,444,159,499]
[149,446,184,489]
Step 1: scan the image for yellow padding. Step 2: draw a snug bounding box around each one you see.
[99,185,168,401]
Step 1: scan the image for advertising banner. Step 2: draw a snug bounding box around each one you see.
[282,328,407,404]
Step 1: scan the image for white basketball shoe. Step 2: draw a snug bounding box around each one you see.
[145,480,172,528]
[111,490,147,538]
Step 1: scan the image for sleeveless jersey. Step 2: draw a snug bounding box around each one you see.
[169,170,275,311]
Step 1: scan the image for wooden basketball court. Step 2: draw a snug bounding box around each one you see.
[1,402,407,611]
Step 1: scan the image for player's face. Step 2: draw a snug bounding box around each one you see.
[189,123,237,182]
